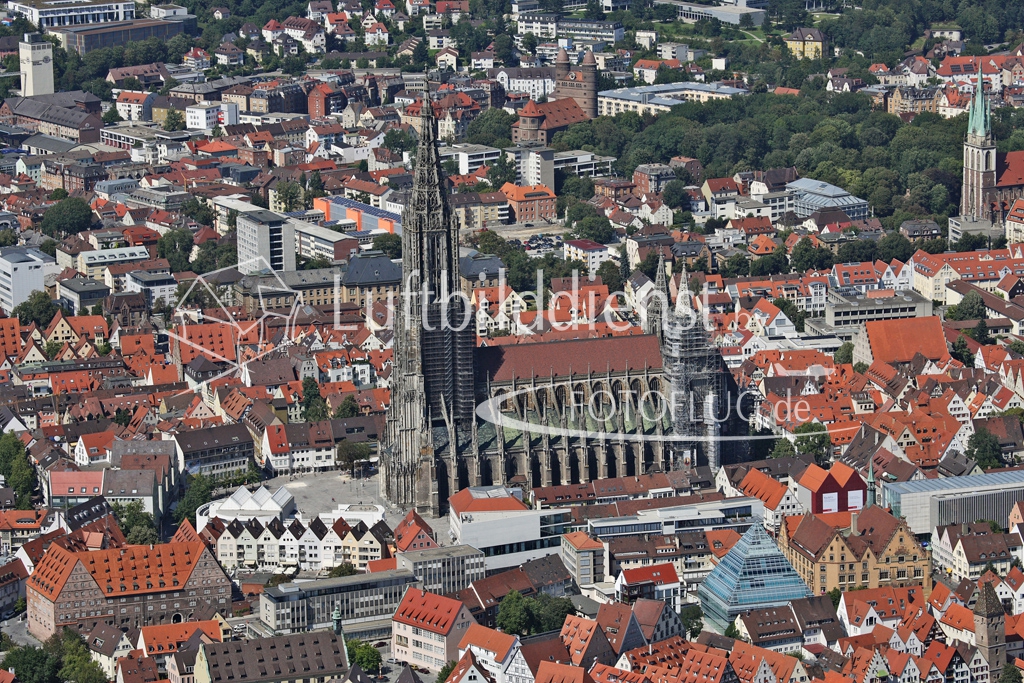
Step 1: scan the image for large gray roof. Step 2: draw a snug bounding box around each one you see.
[343,252,401,287]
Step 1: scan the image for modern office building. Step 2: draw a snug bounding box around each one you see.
[8,0,135,28]
[439,144,501,175]
[698,523,811,632]
[586,497,764,539]
[448,487,571,571]
[0,247,59,314]
[787,177,869,220]
[76,245,150,280]
[57,276,110,314]
[292,220,359,263]
[598,82,749,117]
[395,545,486,595]
[259,570,420,638]
[48,18,184,54]
[237,210,296,273]
[805,288,934,341]
[124,270,178,308]
[652,0,765,25]
[883,471,1024,536]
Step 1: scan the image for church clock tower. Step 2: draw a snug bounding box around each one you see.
[962,69,997,222]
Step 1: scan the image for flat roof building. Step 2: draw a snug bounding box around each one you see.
[598,82,748,117]
[0,247,59,315]
[652,0,765,25]
[8,0,135,28]
[883,470,1024,536]
[259,569,420,638]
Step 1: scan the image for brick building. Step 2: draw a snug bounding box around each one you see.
[27,541,231,639]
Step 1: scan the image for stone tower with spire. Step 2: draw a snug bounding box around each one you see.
[962,68,997,222]
[643,250,669,339]
[974,582,1006,677]
[381,97,476,516]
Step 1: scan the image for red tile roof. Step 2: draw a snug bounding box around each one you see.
[393,588,467,635]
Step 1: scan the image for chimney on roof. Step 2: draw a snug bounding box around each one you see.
[851,513,858,536]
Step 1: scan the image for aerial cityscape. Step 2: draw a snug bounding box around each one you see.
[4,1,1024,683]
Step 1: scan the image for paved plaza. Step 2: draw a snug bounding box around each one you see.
[261,469,453,542]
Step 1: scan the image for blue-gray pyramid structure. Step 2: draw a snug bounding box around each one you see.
[698,522,811,632]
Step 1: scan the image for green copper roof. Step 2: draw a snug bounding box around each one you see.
[968,68,990,139]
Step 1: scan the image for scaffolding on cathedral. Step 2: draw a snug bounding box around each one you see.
[645,253,727,472]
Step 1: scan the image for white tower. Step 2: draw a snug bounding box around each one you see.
[19,34,53,98]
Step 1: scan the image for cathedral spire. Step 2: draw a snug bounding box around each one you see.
[654,249,668,298]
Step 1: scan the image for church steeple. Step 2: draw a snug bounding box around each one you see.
[644,250,669,340]
[968,65,992,144]
[961,64,997,222]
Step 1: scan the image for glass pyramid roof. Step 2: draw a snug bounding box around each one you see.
[698,522,811,632]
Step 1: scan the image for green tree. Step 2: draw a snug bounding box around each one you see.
[41,197,93,237]
[383,129,415,154]
[575,216,614,244]
[40,239,57,257]
[947,290,987,321]
[466,107,516,147]
[999,661,1022,683]
[679,604,703,639]
[1012,340,1024,357]
[662,180,689,209]
[435,661,457,683]
[827,587,842,608]
[301,376,329,421]
[496,590,532,635]
[275,181,302,212]
[834,342,854,365]
[794,422,831,465]
[724,621,740,639]
[967,427,1003,470]
[112,499,158,545]
[561,175,595,201]
[876,231,914,263]
[597,259,623,293]
[969,318,993,345]
[336,439,371,475]
[373,233,402,259]
[174,472,214,526]
[487,154,517,188]
[43,340,63,360]
[770,437,796,458]
[528,594,574,632]
[157,228,195,272]
[346,639,383,672]
[2,644,61,683]
[952,334,974,365]
[12,290,60,327]
[102,106,122,125]
[163,108,186,131]
[329,563,357,577]
[521,32,538,54]
[334,394,361,418]
[853,361,869,374]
